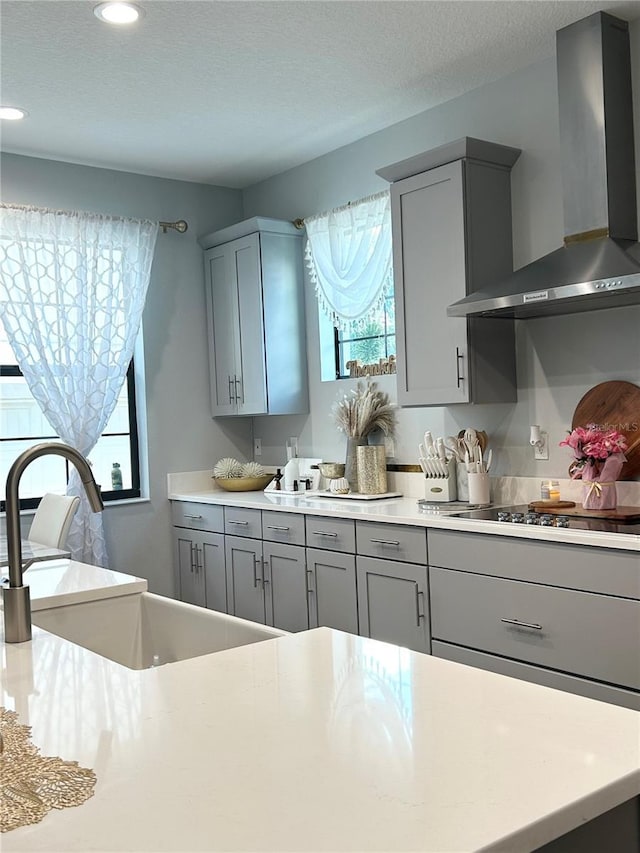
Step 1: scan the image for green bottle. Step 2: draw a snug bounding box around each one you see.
[111,462,123,490]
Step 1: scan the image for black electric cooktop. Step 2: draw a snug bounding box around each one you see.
[449,504,640,536]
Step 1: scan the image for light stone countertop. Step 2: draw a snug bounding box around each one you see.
[169,487,640,552]
[2,619,639,853]
[1,558,147,610]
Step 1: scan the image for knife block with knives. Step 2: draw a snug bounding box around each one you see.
[424,456,457,502]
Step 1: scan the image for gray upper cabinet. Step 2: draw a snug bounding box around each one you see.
[200,217,309,417]
[377,138,521,406]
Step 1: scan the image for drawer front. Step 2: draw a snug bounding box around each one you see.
[305,516,355,553]
[171,501,224,533]
[262,511,305,547]
[356,520,427,564]
[430,566,640,690]
[224,506,262,539]
[428,529,640,599]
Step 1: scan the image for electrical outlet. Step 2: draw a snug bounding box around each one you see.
[534,432,549,460]
[253,438,262,457]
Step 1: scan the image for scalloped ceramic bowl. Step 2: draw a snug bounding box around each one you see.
[215,474,274,492]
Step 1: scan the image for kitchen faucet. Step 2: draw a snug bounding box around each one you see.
[3,442,104,644]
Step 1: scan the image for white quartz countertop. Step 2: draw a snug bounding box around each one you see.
[169,488,640,551]
[1,558,147,610]
[3,620,640,853]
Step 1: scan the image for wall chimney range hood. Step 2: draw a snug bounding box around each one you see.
[448,12,640,320]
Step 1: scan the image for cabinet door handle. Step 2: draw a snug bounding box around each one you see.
[369,538,400,547]
[228,375,235,404]
[184,514,203,520]
[190,544,196,573]
[311,530,337,538]
[415,587,425,626]
[253,556,261,588]
[234,375,243,404]
[305,568,314,597]
[501,617,543,631]
[195,546,202,573]
[455,347,464,388]
[228,520,249,526]
[266,525,290,532]
[262,559,270,586]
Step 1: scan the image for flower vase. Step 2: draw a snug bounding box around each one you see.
[581,453,625,511]
[345,436,368,492]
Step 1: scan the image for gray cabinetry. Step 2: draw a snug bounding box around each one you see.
[171,501,226,611]
[428,529,640,710]
[263,541,309,632]
[225,535,266,625]
[357,556,430,653]
[377,138,521,406]
[306,548,358,634]
[201,217,308,417]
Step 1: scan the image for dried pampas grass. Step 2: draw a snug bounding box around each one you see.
[331,381,397,438]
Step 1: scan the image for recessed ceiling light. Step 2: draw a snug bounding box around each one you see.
[94,2,142,25]
[0,106,28,121]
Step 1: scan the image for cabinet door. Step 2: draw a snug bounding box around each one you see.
[225,535,266,624]
[306,548,358,634]
[391,160,469,405]
[356,556,430,653]
[204,245,240,416]
[263,541,308,632]
[196,531,226,614]
[173,529,206,608]
[234,233,268,415]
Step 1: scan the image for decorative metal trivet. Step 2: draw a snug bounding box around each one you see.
[0,706,96,833]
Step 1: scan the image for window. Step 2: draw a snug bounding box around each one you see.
[0,322,141,510]
[333,291,396,379]
[305,191,394,382]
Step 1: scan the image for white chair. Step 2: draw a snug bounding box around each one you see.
[28,493,81,549]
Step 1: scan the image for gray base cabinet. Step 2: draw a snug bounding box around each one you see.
[225,535,266,625]
[171,501,226,612]
[263,541,309,632]
[305,548,358,634]
[173,528,207,608]
[357,556,430,654]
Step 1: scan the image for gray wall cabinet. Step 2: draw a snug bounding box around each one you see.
[378,138,521,406]
[200,217,309,417]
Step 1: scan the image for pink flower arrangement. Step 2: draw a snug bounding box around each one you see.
[559,424,627,510]
[559,424,628,463]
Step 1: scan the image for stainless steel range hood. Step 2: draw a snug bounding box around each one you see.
[448,12,640,319]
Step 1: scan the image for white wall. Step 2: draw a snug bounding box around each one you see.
[243,29,640,481]
[1,153,249,594]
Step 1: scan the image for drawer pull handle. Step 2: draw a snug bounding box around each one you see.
[312,531,337,538]
[228,520,249,526]
[369,538,400,547]
[501,617,543,631]
[184,514,203,520]
[266,525,290,532]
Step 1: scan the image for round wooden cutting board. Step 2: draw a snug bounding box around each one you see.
[571,380,640,480]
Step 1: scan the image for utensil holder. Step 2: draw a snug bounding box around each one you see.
[424,457,457,502]
[467,472,490,506]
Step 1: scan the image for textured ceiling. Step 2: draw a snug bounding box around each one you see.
[1,0,639,188]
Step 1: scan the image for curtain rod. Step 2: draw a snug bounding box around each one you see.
[159,219,188,234]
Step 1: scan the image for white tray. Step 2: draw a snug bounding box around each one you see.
[308,490,402,501]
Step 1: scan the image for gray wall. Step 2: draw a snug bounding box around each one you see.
[243,26,640,481]
[0,153,249,595]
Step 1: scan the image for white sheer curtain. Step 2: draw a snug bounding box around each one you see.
[304,191,393,331]
[0,204,157,566]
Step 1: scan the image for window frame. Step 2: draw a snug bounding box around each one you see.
[332,291,396,380]
[0,360,141,511]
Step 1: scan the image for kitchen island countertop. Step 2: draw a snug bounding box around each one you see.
[169,487,640,552]
[2,616,639,853]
